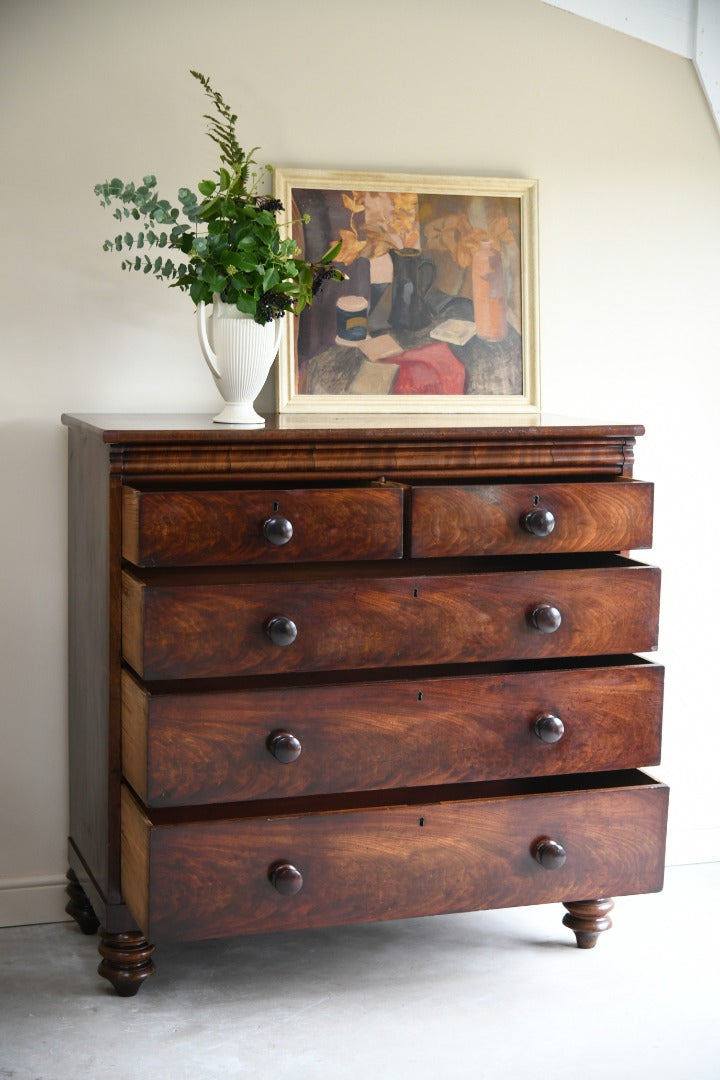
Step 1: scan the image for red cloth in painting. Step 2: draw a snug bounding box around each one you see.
[380,342,466,395]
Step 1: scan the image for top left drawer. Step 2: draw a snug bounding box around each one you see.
[122,485,404,566]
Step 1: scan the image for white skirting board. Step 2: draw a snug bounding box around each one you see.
[664,826,720,870]
[0,877,70,928]
[2,831,719,927]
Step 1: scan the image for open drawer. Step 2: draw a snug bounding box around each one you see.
[121,770,668,942]
[122,556,661,680]
[410,479,654,557]
[122,483,404,566]
[122,657,664,807]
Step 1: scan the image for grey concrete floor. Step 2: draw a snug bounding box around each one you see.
[1,862,718,1080]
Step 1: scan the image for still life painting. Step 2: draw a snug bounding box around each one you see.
[273,170,539,414]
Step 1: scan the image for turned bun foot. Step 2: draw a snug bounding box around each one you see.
[65,868,100,935]
[97,929,156,996]
[562,898,614,949]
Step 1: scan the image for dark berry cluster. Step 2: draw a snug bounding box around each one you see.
[311,264,339,296]
[254,196,284,214]
[255,289,289,324]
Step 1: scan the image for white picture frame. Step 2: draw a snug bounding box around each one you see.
[273,169,540,415]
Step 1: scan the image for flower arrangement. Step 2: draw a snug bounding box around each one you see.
[94,71,343,324]
[336,191,420,264]
[423,209,516,267]
[334,189,516,271]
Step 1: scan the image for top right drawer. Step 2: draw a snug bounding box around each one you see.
[410,480,653,557]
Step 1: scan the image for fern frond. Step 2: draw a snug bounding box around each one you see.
[191,70,244,169]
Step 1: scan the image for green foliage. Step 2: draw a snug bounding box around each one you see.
[94,72,343,324]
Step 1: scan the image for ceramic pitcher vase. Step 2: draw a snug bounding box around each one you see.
[197,295,283,425]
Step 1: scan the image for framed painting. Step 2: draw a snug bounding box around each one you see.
[273,169,539,414]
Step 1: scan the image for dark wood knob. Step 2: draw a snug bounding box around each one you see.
[265,615,298,646]
[262,515,293,546]
[269,862,304,895]
[521,508,555,537]
[267,730,302,763]
[532,838,567,870]
[533,713,565,743]
[529,603,562,633]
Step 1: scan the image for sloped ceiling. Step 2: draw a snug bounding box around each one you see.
[543,0,720,136]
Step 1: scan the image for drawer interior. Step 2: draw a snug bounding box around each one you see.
[134,652,661,695]
[124,553,655,586]
[136,768,665,827]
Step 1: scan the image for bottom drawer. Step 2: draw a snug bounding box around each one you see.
[121,771,668,942]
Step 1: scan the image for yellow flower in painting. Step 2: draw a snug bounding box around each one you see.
[456,228,491,268]
[488,215,516,247]
[424,214,469,261]
[424,208,517,267]
[337,227,367,265]
[342,193,365,215]
[334,190,421,263]
[333,191,518,267]
[390,191,418,216]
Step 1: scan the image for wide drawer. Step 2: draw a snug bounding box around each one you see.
[122,658,664,807]
[121,557,660,680]
[121,771,669,942]
[122,484,404,566]
[410,480,653,557]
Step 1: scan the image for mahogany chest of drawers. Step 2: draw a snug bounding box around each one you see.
[62,413,667,995]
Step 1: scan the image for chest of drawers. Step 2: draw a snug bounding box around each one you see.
[62,413,667,996]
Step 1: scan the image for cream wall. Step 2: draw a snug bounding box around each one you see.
[1,0,718,926]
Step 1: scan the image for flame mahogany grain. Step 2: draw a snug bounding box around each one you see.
[121,559,660,680]
[410,480,653,557]
[120,660,663,807]
[120,777,668,942]
[123,484,404,566]
[62,413,666,991]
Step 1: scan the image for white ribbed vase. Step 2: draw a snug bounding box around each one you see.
[197,294,283,424]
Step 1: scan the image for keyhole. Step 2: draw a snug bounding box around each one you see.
[533,494,540,506]
[419,817,425,827]
[413,588,419,598]
[417,691,423,701]
[272,500,280,512]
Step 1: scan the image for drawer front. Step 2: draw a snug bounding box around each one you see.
[122,485,404,566]
[122,661,664,807]
[410,481,653,557]
[121,773,668,941]
[122,561,660,680]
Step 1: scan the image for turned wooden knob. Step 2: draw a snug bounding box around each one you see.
[533,713,565,743]
[269,862,304,895]
[265,615,298,647]
[267,730,302,763]
[529,603,562,633]
[263,515,293,546]
[521,508,555,537]
[532,837,567,870]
